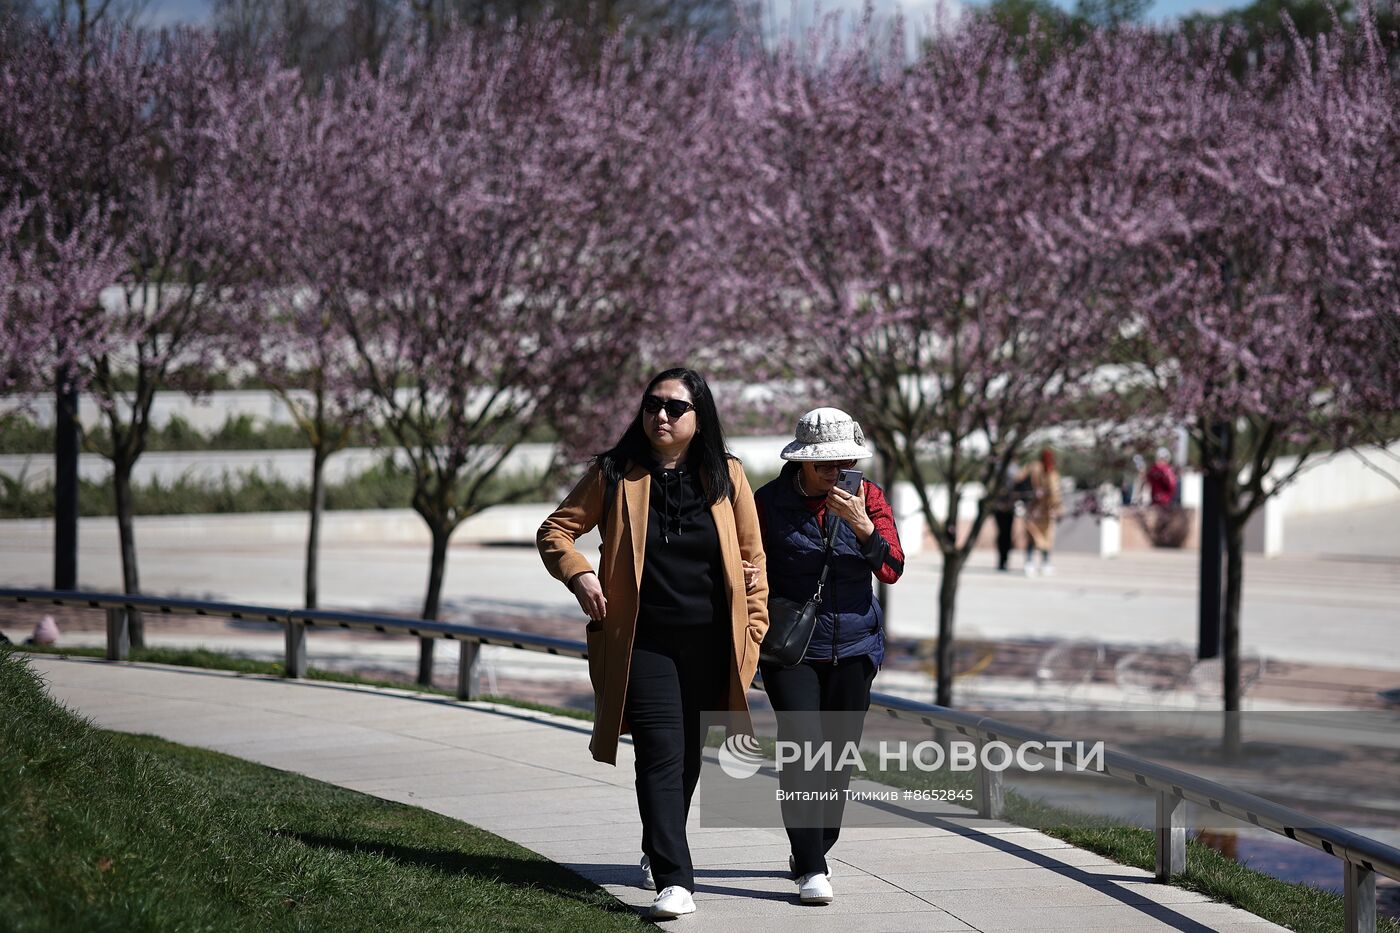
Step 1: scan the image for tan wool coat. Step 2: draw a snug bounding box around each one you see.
[1025,461,1065,551]
[536,458,769,765]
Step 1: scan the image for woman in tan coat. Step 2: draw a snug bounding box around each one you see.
[1023,447,1064,576]
[537,367,768,920]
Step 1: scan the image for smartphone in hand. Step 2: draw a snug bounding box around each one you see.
[836,469,863,495]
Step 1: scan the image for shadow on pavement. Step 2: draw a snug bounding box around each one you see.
[267,828,629,910]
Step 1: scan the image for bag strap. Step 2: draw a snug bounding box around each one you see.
[813,511,839,603]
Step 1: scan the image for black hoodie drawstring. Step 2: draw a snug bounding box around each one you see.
[658,467,681,544]
[662,471,672,544]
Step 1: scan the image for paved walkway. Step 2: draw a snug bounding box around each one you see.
[27,655,1289,932]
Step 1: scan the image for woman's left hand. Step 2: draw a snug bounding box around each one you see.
[741,559,760,591]
[827,484,875,539]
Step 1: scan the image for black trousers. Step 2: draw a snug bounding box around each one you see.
[994,509,1015,569]
[625,623,730,893]
[759,655,877,878]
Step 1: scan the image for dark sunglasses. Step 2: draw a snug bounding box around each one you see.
[813,460,857,472]
[642,395,696,419]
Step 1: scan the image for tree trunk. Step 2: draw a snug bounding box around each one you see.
[112,458,144,648]
[53,378,80,590]
[417,521,452,686]
[1222,517,1246,760]
[304,447,328,610]
[935,548,963,707]
[1198,457,1226,660]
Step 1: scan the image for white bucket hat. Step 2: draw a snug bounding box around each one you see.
[780,407,874,462]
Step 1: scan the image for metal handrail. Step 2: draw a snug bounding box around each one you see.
[2,585,1395,932]
[0,587,591,700]
[287,606,590,658]
[871,693,1400,884]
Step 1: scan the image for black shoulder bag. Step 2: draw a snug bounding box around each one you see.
[759,513,839,668]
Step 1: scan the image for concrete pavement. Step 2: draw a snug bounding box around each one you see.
[25,654,1290,932]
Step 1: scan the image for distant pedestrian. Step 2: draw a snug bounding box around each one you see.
[991,464,1023,572]
[1122,453,1146,507]
[536,367,768,921]
[1145,447,1178,507]
[1137,447,1188,547]
[1024,448,1063,576]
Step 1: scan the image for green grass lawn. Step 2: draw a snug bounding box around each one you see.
[0,647,649,932]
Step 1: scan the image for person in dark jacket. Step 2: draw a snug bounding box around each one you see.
[990,464,1024,572]
[754,407,903,905]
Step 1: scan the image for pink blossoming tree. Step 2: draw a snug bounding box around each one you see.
[721,21,1135,706]
[1099,18,1400,751]
[228,26,716,683]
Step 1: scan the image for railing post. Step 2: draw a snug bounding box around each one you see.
[1155,790,1186,881]
[1344,860,1376,933]
[105,607,129,661]
[457,639,480,701]
[976,739,1005,820]
[284,617,307,679]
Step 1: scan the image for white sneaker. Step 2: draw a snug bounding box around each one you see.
[789,855,833,879]
[640,854,654,891]
[650,885,696,918]
[1041,562,1055,576]
[798,872,834,904]
[1024,560,1039,577]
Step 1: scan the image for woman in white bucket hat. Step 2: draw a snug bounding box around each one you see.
[752,407,905,905]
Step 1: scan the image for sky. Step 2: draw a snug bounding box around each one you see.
[135,0,1254,30]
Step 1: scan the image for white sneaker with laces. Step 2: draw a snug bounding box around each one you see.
[640,854,654,891]
[789,855,833,879]
[650,885,696,919]
[798,872,834,904]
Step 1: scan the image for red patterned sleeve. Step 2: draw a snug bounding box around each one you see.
[862,481,905,585]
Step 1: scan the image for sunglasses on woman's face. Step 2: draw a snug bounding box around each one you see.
[813,460,857,473]
[642,395,696,419]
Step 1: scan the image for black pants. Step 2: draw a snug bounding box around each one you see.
[994,509,1015,569]
[625,623,730,893]
[759,655,877,878]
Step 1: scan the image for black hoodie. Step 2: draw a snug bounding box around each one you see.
[635,463,727,628]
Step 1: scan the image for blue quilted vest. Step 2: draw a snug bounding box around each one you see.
[755,465,885,668]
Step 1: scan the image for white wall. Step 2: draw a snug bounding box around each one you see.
[0,503,559,549]
[1186,441,1400,556]
[1269,441,1400,517]
[2,434,794,495]
[4,390,302,432]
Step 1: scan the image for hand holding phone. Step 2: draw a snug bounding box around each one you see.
[830,469,873,536]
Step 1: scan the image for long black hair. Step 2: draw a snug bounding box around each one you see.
[596,367,735,504]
